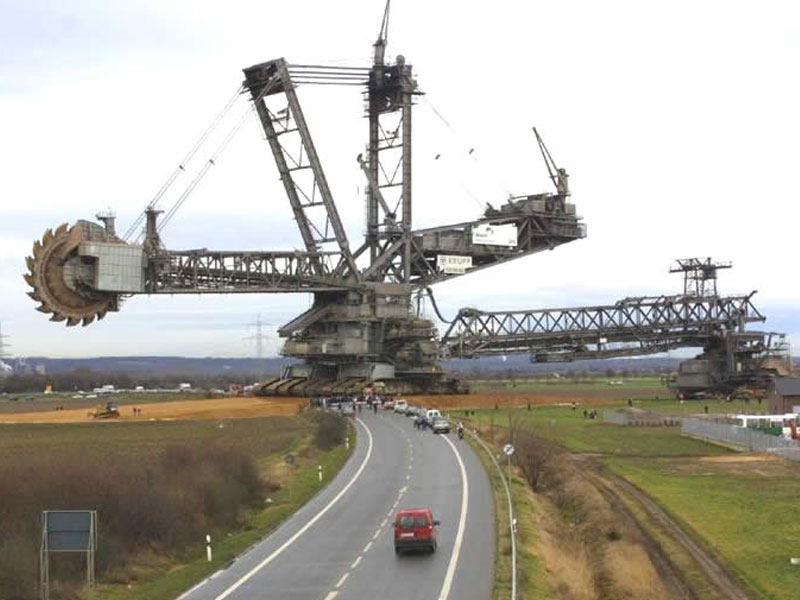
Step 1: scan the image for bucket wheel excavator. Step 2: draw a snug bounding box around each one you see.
[24,2,586,395]
[26,220,122,327]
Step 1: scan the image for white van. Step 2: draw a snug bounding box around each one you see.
[394,399,408,414]
[425,409,441,424]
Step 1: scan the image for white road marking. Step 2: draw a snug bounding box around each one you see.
[380,518,387,527]
[336,572,350,588]
[437,434,470,600]
[210,418,374,600]
[351,555,362,569]
[372,529,381,540]
[363,541,373,553]
[323,592,338,600]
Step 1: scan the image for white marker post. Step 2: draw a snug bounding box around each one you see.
[318,465,323,482]
[346,436,350,450]
[206,534,212,562]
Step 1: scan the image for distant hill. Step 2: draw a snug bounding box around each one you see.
[7,354,689,377]
[12,356,296,377]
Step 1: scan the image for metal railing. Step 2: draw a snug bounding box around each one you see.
[468,430,517,600]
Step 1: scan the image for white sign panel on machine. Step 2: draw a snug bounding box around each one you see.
[471,223,518,247]
[437,254,473,274]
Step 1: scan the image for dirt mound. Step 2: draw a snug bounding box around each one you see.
[0,396,306,424]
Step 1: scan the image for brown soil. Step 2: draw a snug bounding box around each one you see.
[0,396,306,424]
[699,454,778,463]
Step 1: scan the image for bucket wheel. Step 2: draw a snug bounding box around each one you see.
[24,222,120,326]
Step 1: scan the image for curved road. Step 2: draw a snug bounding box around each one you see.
[178,411,494,600]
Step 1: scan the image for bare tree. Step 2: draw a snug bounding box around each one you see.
[506,408,525,446]
[515,430,560,492]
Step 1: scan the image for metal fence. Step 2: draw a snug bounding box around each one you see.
[603,410,681,427]
[766,447,800,461]
[682,417,800,458]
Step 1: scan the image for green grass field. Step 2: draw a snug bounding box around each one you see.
[469,376,666,393]
[469,405,731,457]
[0,416,302,461]
[605,456,800,600]
[467,393,798,600]
[0,390,223,414]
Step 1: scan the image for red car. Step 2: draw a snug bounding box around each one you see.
[393,508,439,554]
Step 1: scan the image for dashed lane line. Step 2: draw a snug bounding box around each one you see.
[209,418,374,600]
[335,573,350,588]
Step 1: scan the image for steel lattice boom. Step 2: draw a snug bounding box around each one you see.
[442,293,764,360]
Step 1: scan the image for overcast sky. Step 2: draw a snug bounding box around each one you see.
[1,0,798,358]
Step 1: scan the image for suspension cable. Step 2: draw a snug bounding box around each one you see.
[420,94,515,203]
[123,85,244,241]
[155,78,279,235]
[157,108,251,233]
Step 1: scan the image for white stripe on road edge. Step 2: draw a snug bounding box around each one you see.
[323,592,338,600]
[210,418,374,600]
[351,555,362,569]
[363,541,373,553]
[437,434,469,600]
[335,572,349,588]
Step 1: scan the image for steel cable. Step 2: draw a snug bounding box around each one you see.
[123,85,245,241]
[156,78,279,234]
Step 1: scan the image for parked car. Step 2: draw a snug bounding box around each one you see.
[394,508,439,554]
[393,399,408,414]
[383,399,395,410]
[431,417,450,434]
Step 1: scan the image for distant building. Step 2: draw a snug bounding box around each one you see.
[767,377,800,414]
[34,364,46,376]
[0,360,12,377]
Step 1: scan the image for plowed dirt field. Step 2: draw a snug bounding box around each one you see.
[1,387,649,424]
[0,396,306,424]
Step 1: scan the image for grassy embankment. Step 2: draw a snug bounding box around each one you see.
[466,433,548,599]
[466,388,799,600]
[0,412,353,600]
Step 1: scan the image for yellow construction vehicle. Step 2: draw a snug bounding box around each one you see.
[88,401,120,419]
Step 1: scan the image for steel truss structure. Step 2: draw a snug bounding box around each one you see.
[442,293,764,360]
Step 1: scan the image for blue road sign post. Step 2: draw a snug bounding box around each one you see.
[40,510,97,600]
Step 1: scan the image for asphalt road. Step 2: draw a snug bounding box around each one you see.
[177,410,494,600]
